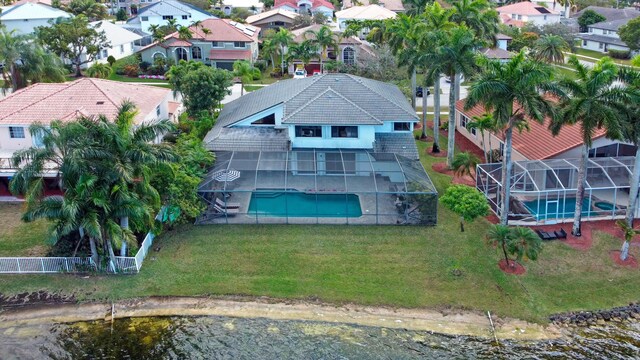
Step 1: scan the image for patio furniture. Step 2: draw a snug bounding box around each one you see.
[535,229,557,241]
[215,197,240,209]
[554,228,567,239]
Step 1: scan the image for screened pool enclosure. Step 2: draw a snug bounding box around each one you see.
[476,156,638,225]
[197,150,438,225]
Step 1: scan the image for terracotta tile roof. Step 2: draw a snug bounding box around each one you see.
[165,39,193,47]
[246,8,298,23]
[500,13,526,27]
[189,18,260,42]
[480,47,513,59]
[274,0,334,10]
[0,78,171,126]
[342,0,404,12]
[209,49,252,60]
[456,99,607,160]
[497,1,559,16]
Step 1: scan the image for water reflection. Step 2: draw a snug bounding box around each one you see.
[2,316,639,359]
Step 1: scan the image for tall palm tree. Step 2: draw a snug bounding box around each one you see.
[450,0,499,44]
[287,40,318,70]
[233,60,254,96]
[17,45,66,86]
[465,52,558,225]
[0,28,29,92]
[467,113,497,163]
[305,25,339,74]
[551,56,632,236]
[387,14,420,110]
[66,0,107,20]
[177,26,193,41]
[271,28,294,75]
[618,68,640,234]
[437,26,478,168]
[260,38,278,70]
[533,35,569,64]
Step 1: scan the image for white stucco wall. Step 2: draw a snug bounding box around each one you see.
[0,18,61,34]
[139,12,211,33]
[82,42,137,68]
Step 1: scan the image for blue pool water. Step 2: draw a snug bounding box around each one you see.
[248,191,363,217]
[523,197,593,221]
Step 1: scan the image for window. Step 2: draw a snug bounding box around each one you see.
[9,127,25,139]
[162,15,174,20]
[588,27,593,33]
[156,106,161,116]
[331,126,358,138]
[295,126,322,137]
[517,14,522,20]
[234,41,245,48]
[582,40,587,46]
[251,113,276,125]
[192,46,202,59]
[599,42,604,49]
[119,44,125,53]
[141,16,148,21]
[212,41,222,47]
[182,15,188,19]
[460,115,476,136]
[511,14,516,19]
[176,47,188,61]
[393,122,411,131]
[342,47,355,66]
[543,15,547,20]
[101,49,108,58]
[499,141,504,157]
[32,130,45,147]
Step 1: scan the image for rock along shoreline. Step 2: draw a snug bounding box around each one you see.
[0,294,560,341]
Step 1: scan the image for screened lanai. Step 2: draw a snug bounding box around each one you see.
[477,156,638,225]
[197,150,438,225]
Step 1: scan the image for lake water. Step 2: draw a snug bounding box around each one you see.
[2,315,640,359]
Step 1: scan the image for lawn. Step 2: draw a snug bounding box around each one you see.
[0,131,639,323]
[0,203,50,256]
[570,48,634,66]
[243,85,263,93]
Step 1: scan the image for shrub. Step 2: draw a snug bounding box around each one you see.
[139,61,151,72]
[112,55,139,75]
[608,49,631,59]
[123,64,140,77]
[251,68,262,80]
[254,60,267,72]
[106,55,116,67]
[116,8,127,21]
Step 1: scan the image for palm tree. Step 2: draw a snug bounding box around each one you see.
[450,0,499,45]
[305,25,339,74]
[287,40,318,71]
[271,28,294,75]
[233,60,254,96]
[487,224,512,267]
[67,0,107,20]
[177,26,193,41]
[387,14,420,110]
[467,114,496,163]
[618,68,640,235]
[533,35,569,64]
[0,28,29,92]
[17,45,66,86]
[551,56,631,236]
[508,227,542,263]
[260,38,278,70]
[616,220,640,262]
[437,26,478,168]
[451,151,480,180]
[86,63,112,79]
[465,52,558,225]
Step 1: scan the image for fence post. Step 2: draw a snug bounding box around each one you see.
[65,258,69,272]
[16,258,21,273]
[41,258,45,272]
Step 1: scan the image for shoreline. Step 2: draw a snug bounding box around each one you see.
[0,295,561,341]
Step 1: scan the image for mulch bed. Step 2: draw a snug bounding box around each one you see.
[427,148,448,157]
[486,214,500,224]
[610,251,639,268]
[498,259,526,275]
[418,136,434,143]
[454,131,486,160]
[529,223,593,251]
[432,162,453,176]
[431,162,475,186]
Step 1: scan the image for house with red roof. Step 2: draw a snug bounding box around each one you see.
[497,1,560,28]
[272,0,334,19]
[137,18,260,70]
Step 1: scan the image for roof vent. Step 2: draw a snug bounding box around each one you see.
[96,101,105,105]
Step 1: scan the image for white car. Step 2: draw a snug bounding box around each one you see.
[293,69,307,79]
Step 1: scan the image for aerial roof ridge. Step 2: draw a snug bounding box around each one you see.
[345,74,417,119]
[283,86,381,123]
[0,82,72,121]
[221,18,255,40]
[84,78,121,109]
[280,75,322,104]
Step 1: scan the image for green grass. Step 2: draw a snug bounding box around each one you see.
[552,65,577,79]
[107,73,168,84]
[243,85,263,92]
[1,131,639,323]
[0,203,50,256]
[571,47,634,66]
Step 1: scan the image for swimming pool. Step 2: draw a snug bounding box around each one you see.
[522,197,592,221]
[248,191,363,218]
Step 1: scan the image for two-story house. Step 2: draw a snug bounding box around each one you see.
[213,0,264,16]
[0,2,71,34]
[341,0,405,13]
[82,21,142,68]
[272,0,334,19]
[577,18,635,53]
[246,8,299,33]
[138,18,260,70]
[125,0,214,34]
[0,78,176,195]
[497,1,560,28]
[335,5,397,33]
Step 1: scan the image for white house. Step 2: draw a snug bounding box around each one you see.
[126,0,215,34]
[496,1,560,28]
[83,21,142,67]
[214,0,264,16]
[577,19,634,53]
[0,2,71,34]
[341,0,405,13]
[272,0,334,19]
[335,5,397,32]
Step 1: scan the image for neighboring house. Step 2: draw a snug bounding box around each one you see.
[335,5,397,32]
[83,21,142,68]
[125,0,214,34]
[287,24,375,74]
[479,33,513,63]
[577,18,635,53]
[573,6,640,22]
[0,78,175,184]
[342,0,404,13]
[497,1,560,28]
[117,0,162,16]
[0,2,71,34]
[204,73,419,158]
[272,0,334,19]
[213,0,264,16]
[246,8,299,33]
[138,18,260,70]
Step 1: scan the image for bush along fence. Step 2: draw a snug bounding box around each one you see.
[0,209,165,275]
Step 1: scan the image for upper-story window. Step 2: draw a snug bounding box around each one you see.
[9,126,25,139]
[192,46,202,59]
[212,41,222,47]
[182,15,188,19]
[234,41,245,48]
[517,14,522,20]
[511,14,516,19]
[460,114,476,136]
[162,15,174,20]
[393,122,411,131]
[156,106,161,117]
[543,15,547,20]
[331,126,358,138]
[342,47,355,66]
[295,126,322,137]
[141,16,148,21]
[252,113,276,125]
[119,44,125,53]
[588,27,593,33]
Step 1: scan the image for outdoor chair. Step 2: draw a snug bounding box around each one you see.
[212,204,239,217]
[535,229,557,241]
[554,228,567,239]
[215,197,240,209]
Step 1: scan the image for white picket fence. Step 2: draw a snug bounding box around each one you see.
[0,210,163,274]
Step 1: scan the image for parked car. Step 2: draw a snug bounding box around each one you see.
[415,87,430,97]
[293,68,307,79]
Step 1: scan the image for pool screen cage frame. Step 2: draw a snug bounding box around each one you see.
[197,150,438,225]
[476,156,638,225]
